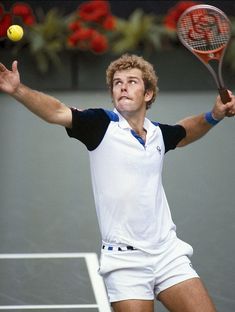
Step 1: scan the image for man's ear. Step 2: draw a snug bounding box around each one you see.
[144,89,154,102]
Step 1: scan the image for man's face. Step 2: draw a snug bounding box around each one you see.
[112,68,152,115]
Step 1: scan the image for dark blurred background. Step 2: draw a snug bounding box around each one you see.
[1,0,235,91]
[1,1,235,16]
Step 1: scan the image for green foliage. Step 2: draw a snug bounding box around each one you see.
[224,17,235,71]
[111,9,176,56]
[9,6,235,74]
[25,9,69,73]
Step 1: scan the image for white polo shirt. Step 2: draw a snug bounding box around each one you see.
[66,108,186,254]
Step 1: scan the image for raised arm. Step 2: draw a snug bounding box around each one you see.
[0,61,72,128]
[177,91,235,147]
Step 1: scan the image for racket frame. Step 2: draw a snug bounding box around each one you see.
[177,4,231,103]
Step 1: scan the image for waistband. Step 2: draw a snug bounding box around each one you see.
[102,244,137,251]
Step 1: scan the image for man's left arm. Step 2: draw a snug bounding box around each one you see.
[177,91,235,147]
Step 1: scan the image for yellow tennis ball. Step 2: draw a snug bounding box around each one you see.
[7,25,24,42]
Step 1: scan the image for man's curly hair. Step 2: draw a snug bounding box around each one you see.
[106,54,159,109]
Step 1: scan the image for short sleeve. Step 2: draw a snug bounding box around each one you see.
[66,108,110,151]
[158,124,186,153]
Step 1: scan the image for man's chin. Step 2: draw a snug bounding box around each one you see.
[115,102,132,111]
[115,106,132,114]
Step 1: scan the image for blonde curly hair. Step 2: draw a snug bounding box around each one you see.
[106,54,159,109]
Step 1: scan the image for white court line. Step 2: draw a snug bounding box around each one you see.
[0,304,98,310]
[0,253,111,312]
[0,253,94,259]
[86,253,111,312]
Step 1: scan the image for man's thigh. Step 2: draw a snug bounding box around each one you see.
[158,277,217,312]
[112,299,154,312]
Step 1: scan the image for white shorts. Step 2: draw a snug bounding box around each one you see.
[98,238,199,303]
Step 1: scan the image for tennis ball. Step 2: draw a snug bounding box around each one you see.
[7,25,24,42]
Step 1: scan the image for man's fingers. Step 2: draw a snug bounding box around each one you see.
[12,60,18,72]
[224,97,235,116]
[0,63,6,72]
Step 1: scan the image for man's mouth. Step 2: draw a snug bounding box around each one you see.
[119,96,130,101]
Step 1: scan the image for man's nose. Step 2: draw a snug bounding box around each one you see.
[121,82,127,91]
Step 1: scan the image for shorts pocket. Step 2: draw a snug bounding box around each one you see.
[98,249,140,276]
[177,239,194,257]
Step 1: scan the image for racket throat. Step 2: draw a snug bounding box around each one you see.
[208,59,225,89]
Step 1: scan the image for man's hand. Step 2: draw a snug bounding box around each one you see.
[0,61,20,95]
[211,91,235,120]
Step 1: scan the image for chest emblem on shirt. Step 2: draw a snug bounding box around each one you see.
[156,146,162,155]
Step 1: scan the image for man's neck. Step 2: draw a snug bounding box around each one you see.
[119,110,147,138]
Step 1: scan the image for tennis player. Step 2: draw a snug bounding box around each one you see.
[0,54,235,312]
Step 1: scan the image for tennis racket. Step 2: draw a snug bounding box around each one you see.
[177,4,231,104]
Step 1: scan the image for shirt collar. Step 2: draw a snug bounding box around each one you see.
[113,108,157,134]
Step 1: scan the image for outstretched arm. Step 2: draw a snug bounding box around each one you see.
[177,91,235,147]
[0,61,72,128]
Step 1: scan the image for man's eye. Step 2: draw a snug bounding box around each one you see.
[129,80,136,84]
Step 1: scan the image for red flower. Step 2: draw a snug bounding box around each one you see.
[78,0,110,23]
[76,28,94,41]
[0,13,12,37]
[0,4,4,15]
[12,3,32,16]
[68,21,81,32]
[90,31,108,53]
[164,1,199,30]
[102,15,116,30]
[67,35,77,47]
[11,3,36,26]
[22,14,35,25]
[67,27,94,47]
[67,1,115,53]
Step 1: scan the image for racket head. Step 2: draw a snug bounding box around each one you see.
[176,4,232,102]
[177,4,231,59]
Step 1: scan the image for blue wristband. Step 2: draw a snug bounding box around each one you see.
[205,111,221,126]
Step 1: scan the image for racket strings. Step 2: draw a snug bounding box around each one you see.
[178,9,230,52]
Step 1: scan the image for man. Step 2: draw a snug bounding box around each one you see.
[0,54,235,312]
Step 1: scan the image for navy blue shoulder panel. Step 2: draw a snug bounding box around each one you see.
[158,123,186,153]
[66,108,112,151]
[104,109,119,121]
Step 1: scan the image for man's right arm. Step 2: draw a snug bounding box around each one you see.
[0,61,72,128]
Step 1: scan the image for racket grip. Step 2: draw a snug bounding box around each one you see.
[218,88,231,104]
